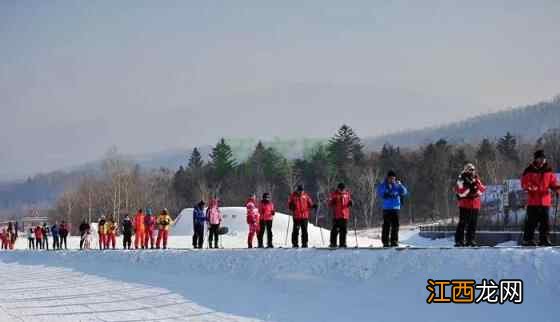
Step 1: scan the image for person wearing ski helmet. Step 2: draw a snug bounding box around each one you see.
[122,214,133,249]
[287,185,316,248]
[454,163,486,247]
[246,195,260,248]
[144,208,156,249]
[134,209,145,249]
[521,150,560,246]
[377,170,408,247]
[329,183,353,248]
[98,215,107,250]
[258,193,275,248]
[206,198,222,249]
[156,208,173,249]
[192,201,207,249]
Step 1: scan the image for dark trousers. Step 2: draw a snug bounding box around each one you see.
[43,237,49,250]
[60,235,68,249]
[52,236,60,250]
[523,206,550,244]
[330,218,348,247]
[28,238,35,249]
[258,220,273,247]
[292,218,308,247]
[455,208,479,245]
[79,233,86,249]
[123,233,132,249]
[382,210,400,246]
[193,223,204,248]
[36,238,43,249]
[208,224,220,248]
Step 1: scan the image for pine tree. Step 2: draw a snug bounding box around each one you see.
[497,132,519,163]
[188,147,204,169]
[209,138,237,181]
[327,124,364,180]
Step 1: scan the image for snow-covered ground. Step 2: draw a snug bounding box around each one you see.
[1,209,558,321]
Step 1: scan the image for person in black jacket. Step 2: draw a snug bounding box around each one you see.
[42,223,50,250]
[79,220,90,250]
[122,214,133,249]
[59,221,69,250]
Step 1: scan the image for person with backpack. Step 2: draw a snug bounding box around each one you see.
[28,228,35,250]
[144,208,156,249]
[246,196,260,248]
[156,209,173,249]
[134,209,145,249]
[122,214,133,249]
[79,220,90,250]
[59,221,69,250]
[258,193,275,248]
[98,215,107,250]
[35,224,44,249]
[377,170,408,247]
[106,218,117,249]
[206,198,222,249]
[51,222,60,250]
[287,185,316,248]
[329,183,353,248]
[454,163,486,247]
[521,150,560,246]
[192,201,206,249]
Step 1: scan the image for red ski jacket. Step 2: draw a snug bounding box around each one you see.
[329,190,352,219]
[134,212,145,232]
[258,201,275,221]
[287,192,314,219]
[521,162,559,207]
[455,175,486,209]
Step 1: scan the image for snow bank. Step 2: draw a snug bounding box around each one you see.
[1,248,558,322]
[172,207,379,248]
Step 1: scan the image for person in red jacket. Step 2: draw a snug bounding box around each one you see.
[454,163,486,247]
[287,185,316,248]
[521,150,560,246]
[134,209,145,249]
[144,208,156,249]
[329,183,353,248]
[258,193,275,248]
[246,197,260,248]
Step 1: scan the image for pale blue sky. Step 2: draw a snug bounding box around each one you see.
[1,1,559,180]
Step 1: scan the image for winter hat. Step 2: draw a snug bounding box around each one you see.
[387,170,397,178]
[296,184,304,192]
[463,163,476,173]
[262,193,270,200]
[534,150,546,160]
[146,208,153,215]
[337,182,346,190]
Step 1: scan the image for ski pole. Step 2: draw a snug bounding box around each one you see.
[284,214,291,246]
[353,215,359,248]
[315,206,324,247]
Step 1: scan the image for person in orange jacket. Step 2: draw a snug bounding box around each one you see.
[144,208,156,249]
[134,209,145,249]
[156,209,173,249]
[329,183,353,248]
[105,218,117,249]
[287,185,316,248]
[521,150,560,246]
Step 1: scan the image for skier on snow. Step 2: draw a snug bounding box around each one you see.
[144,208,156,249]
[377,171,408,247]
[454,163,486,247]
[287,185,316,248]
[206,198,222,249]
[134,209,145,249]
[105,217,117,249]
[521,150,560,246]
[34,224,43,249]
[42,223,50,250]
[156,208,173,249]
[98,215,107,250]
[59,221,69,250]
[51,222,60,250]
[329,183,353,248]
[192,201,207,249]
[258,193,275,248]
[122,214,133,249]
[79,220,90,250]
[246,195,260,248]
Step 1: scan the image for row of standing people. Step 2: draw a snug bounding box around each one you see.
[77,208,173,250]
[27,222,70,250]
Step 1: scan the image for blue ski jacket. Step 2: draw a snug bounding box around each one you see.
[193,206,207,225]
[376,180,408,210]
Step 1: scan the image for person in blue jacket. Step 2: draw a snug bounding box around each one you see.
[377,170,408,247]
[192,200,207,249]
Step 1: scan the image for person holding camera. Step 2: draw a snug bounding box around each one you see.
[377,170,408,247]
[455,163,486,247]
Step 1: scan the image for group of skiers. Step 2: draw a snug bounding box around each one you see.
[77,208,174,250]
[26,222,70,250]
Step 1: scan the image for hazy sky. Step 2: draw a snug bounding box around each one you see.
[1,0,559,180]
